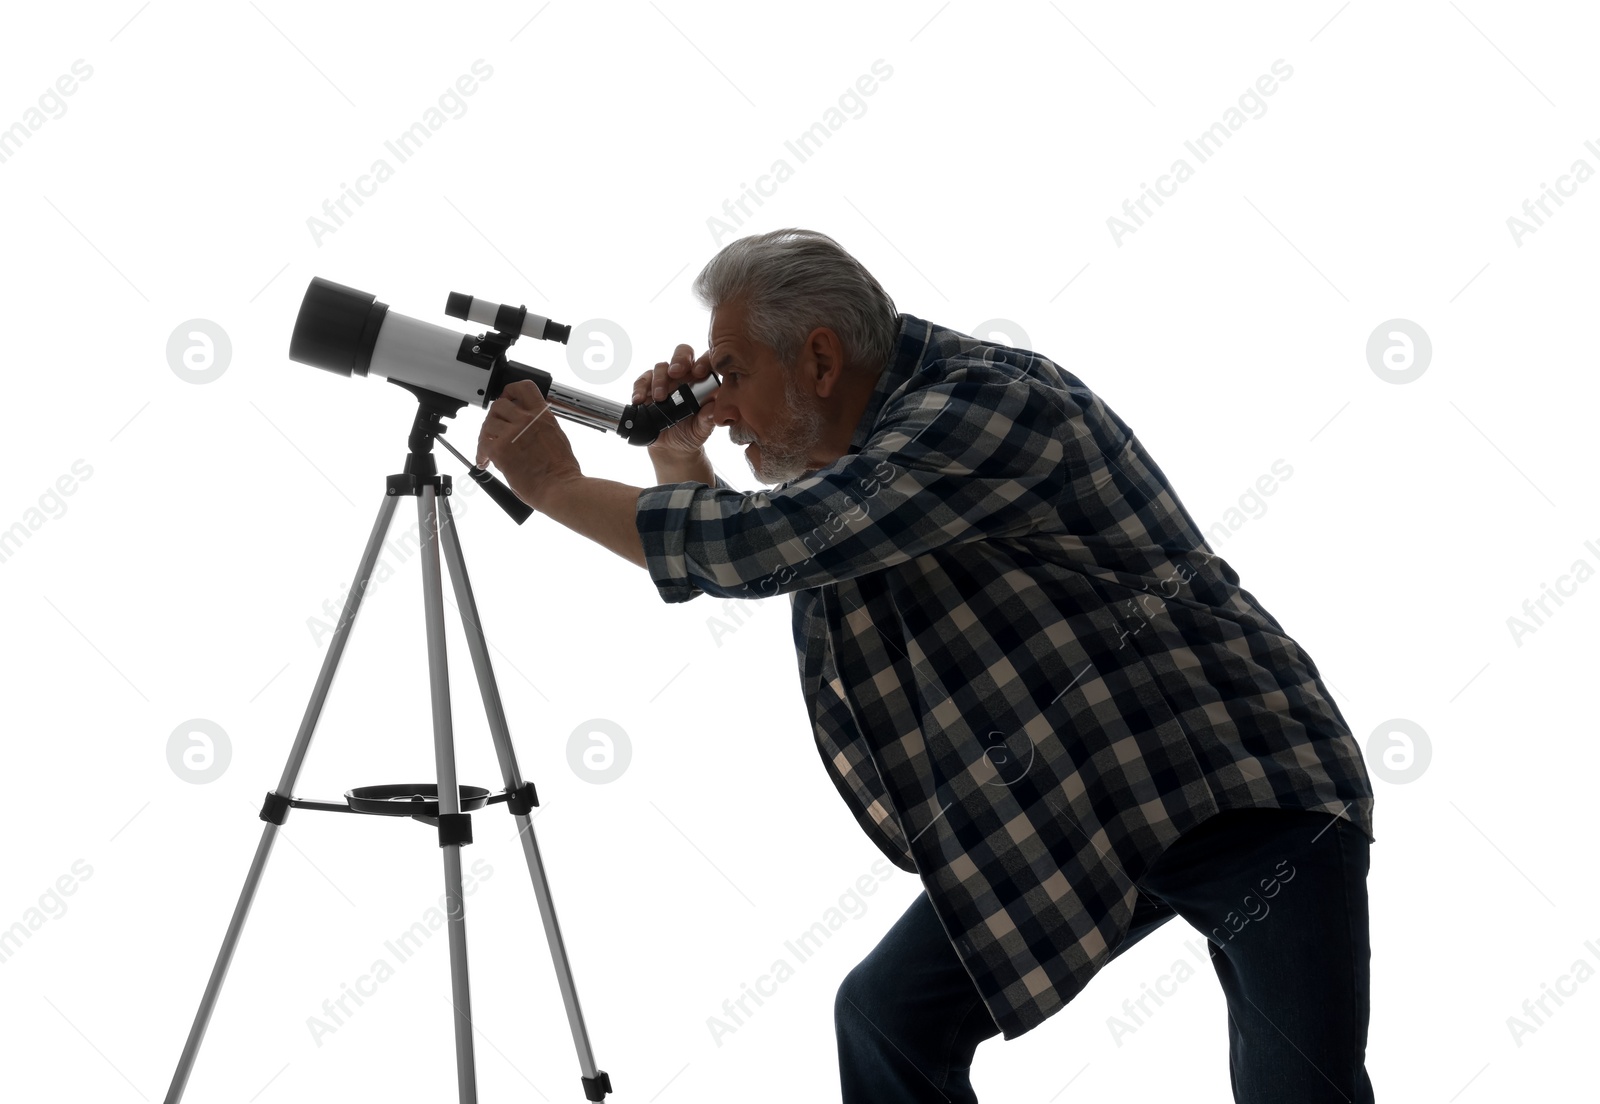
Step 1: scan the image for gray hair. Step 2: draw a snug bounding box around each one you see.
[691,228,899,376]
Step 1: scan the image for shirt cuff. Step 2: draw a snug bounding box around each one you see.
[635,473,733,603]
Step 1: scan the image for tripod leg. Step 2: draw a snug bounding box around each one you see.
[437,494,611,1102]
[165,494,401,1104]
[419,485,479,1104]
[164,824,275,1104]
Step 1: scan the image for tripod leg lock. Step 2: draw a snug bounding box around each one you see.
[259,791,292,825]
[437,812,474,848]
[582,1069,612,1101]
[505,781,540,816]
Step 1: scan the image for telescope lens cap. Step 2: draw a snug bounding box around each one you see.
[289,276,388,377]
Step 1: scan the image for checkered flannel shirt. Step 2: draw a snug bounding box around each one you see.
[635,312,1375,1040]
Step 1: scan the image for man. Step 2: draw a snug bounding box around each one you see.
[476,228,1376,1103]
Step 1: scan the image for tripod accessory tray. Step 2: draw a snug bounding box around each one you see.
[264,783,495,848]
[346,782,491,816]
[261,780,538,824]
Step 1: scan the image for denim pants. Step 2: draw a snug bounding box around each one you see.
[834,807,1373,1103]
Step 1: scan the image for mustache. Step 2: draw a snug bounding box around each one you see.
[729,426,755,444]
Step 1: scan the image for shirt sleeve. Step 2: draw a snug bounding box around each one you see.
[634,365,1067,603]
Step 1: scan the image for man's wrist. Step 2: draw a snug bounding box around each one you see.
[649,448,715,487]
[530,468,584,515]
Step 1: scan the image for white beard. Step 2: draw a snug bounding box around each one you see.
[737,369,826,484]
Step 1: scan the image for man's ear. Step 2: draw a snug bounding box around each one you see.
[807,326,848,398]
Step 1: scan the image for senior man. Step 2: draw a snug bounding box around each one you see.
[475,228,1376,1104]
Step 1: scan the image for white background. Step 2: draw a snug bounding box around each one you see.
[1,1,1595,1101]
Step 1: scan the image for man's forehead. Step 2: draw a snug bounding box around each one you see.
[707,306,745,351]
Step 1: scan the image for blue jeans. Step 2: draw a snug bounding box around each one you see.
[834,807,1373,1103]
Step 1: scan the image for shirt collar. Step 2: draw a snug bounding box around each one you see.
[845,313,933,456]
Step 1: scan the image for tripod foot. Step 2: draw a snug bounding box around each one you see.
[582,1069,613,1101]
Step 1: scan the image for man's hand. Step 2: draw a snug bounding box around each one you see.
[475,380,583,510]
[638,344,720,461]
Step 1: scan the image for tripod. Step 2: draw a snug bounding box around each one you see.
[164,387,613,1103]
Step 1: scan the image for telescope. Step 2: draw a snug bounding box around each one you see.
[288,276,720,446]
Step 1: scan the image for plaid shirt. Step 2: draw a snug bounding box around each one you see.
[635,313,1375,1040]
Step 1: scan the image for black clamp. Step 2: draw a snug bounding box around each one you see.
[259,791,291,825]
[452,300,532,386]
[581,1069,612,1101]
[456,316,520,373]
[505,781,540,816]
[437,812,473,848]
[387,471,452,498]
[493,302,529,343]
